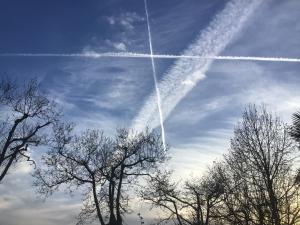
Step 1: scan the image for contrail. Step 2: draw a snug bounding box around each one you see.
[131,0,265,134]
[1,2,298,150]
[143,0,166,150]
[1,52,300,62]
[152,55,300,62]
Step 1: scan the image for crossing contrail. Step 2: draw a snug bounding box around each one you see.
[0,1,298,155]
[0,0,299,144]
[1,52,300,62]
[131,0,266,134]
[143,0,166,151]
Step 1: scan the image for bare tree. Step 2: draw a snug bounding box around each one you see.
[0,78,59,183]
[33,127,166,225]
[212,161,274,225]
[141,166,224,225]
[214,105,300,225]
[141,105,300,225]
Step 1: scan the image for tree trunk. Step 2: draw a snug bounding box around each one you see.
[108,171,117,225]
[92,180,105,225]
[267,179,280,225]
[116,165,124,225]
[196,194,202,225]
[205,199,210,225]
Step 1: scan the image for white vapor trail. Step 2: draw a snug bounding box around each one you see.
[1,52,300,62]
[131,0,265,134]
[143,0,166,151]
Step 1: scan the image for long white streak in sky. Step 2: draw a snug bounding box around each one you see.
[143,0,166,150]
[1,52,300,62]
[131,0,265,133]
[150,55,300,62]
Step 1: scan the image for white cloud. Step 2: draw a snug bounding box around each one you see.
[106,12,144,30]
[106,16,116,25]
[110,41,127,51]
[242,80,300,123]
[168,95,233,125]
[170,127,233,178]
[0,169,81,225]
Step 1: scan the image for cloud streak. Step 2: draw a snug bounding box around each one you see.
[131,0,265,133]
[1,52,300,62]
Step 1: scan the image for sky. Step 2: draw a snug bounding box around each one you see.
[0,0,300,224]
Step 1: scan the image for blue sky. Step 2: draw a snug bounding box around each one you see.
[0,0,300,224]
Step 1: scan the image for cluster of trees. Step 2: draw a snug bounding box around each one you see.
[0,79,167,225]
[143,106,300,225]
[1,78,300,225]
[34,127,166,225]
